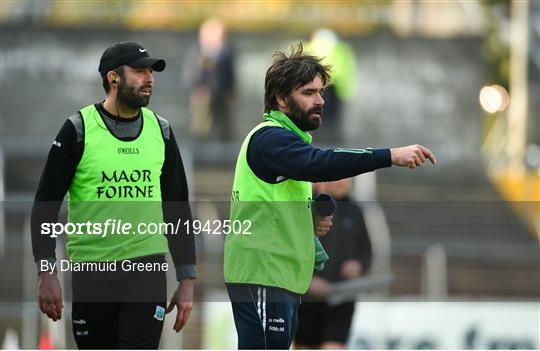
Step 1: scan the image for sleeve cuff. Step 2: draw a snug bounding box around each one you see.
[36,258,57,274]
[175,264,197,281]
[372,148,392,169]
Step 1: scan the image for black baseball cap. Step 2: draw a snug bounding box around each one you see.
[98,41,166,78]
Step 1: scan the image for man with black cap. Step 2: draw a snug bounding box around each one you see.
[31,42,196,349]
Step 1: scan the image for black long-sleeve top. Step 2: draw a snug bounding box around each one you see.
[31,103,196,281]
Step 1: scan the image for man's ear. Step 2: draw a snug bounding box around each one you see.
[276,95,288,110]
[107,71,117,85]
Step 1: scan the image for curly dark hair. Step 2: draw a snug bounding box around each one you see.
[264,42,332,113]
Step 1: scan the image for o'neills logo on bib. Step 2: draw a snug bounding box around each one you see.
[118,147,140,155]
[97,169,154,199]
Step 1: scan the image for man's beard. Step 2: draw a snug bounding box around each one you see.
[287,97,323,132]
[117,81,151,109]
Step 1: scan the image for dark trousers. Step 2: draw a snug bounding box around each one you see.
[71,256,167,349]
[295,301,356,346]
[226,284,300,349]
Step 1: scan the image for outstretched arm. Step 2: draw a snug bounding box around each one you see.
[247,127,436,184]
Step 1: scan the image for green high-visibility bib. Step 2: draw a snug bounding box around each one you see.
[67,104,168,262]
[224,110,315,294]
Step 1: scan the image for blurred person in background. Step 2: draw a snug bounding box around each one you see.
[306,28,358,144]
[224,42,436,349]
[31,41,196,349]
[182,17,236,141]
[295,179,372,349]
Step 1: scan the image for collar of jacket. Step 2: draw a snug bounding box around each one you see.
[263,110,313,144]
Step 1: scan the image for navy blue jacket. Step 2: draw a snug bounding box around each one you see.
[247,126,392,183]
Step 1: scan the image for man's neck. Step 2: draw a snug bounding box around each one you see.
[103,96,139,119]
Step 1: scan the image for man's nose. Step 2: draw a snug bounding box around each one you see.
[145,70,154,83]
[315,93,325,106]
